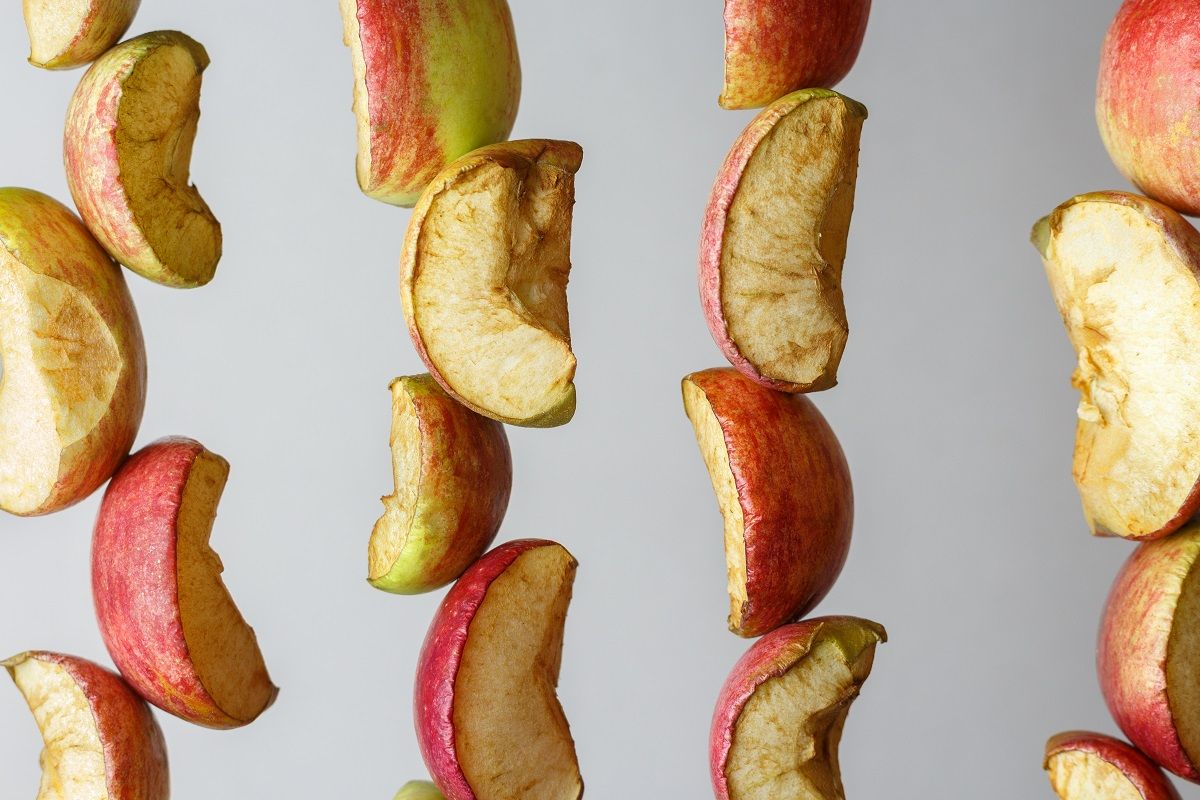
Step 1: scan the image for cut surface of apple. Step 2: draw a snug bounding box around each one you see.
[1046,731,1181,800]
[1035,191,1200,540]
[93,437,277,728]
[701,89,867,393]
[5,651,168,800]
[401,139,582,427]
[710,617,885,800]
[65,30,221,288]
[415,539,582,800]
[24,0,141,69]
[369,374,511,594]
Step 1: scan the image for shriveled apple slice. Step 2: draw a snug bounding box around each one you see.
[710,616,885,800]
[401,139,582,428]
[1046,731,1181,800]
[683,368,853,638]
[65,31,221,288]
[4,651,168,800]
[1034,191,1200,540]
[415,539,583,800]
[369,374,511,594]
[23,0,141,69]
[701,89,867,393]
[395,781,445,800]
[0,188,146,516]
[93,437,278,729]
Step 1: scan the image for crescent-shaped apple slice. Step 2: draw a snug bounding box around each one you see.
[415,539,583,800]
[4,651,168,800]
[65,31,221,288]
[1046,731,1181,800]
[23,0,141,69]
[401,140,582,428]
[92,437,277,729]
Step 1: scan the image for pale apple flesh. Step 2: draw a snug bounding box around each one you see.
[402,140,581,427]
[24,0,141,69]
[1045,732,1182,800]
[395,781,445,800]
[1035,192,1200,539]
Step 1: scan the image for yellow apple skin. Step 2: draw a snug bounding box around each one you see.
[23,0,142,70]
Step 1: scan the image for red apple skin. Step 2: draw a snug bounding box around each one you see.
[721,0,872,109]
[687,367,853,637]
[1046,731,1182,800]
[414,539,558,800]
[1098,0,1200,216]
[5,651,169,800]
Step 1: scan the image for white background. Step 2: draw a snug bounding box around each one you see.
[0,0,1154,797]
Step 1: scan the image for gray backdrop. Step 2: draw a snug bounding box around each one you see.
[0,1,1146,797]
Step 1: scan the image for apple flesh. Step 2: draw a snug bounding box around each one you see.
[721,0,872,109]
[0,187,145,516]
[4,651,168,800]
[93,437,278,729]
[65,30,221,288]
[1098,0,1200,217]
[701,89,866,393]
[396,781,445,800]
[415,539,583,800]
[401,139,582,427]
[339,0,521,206]
[1046,731,1181,800]
[1098,522,1200,780]
[683,367,853,638]
[369,374,511,594]
[23,0,141,69]
[710,616,886,800]
[1034,191,1200,540]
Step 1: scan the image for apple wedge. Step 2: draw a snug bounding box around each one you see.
[4,651,168,800]
[93,437,278,729]
[339,0,521,206]
[1098,522,1200,780]
[369,374,511,594]
[1046,731,1181,800]
[721,0,872,109]
[0,187,146,516]
[710,616,886,800]
[65,31,221,288]
[401,140,582,427]
[683,368,853,638]
[23,0,141,69]
[1034,191,1200,540]
[396,782,445,800]
[415,539,583,800]
[701,89,867,393]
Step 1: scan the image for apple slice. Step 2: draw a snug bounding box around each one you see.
[710,616,886,800]
[396,781,445,800]
[369,374,511,594]
[0,187,146,516]
[415,539,583,800]
[1098,522,1200,781]
[4,651,168,800]
[1034,191,1200,540]
[65,31,221,288]
[92,437,278,729]
[721,0,872,109]
[339,0,521,206]
[683,367,853,638]
[23,0,141,69]
[701,89,867,393]
[1046,731,1181,800]
[401,139,582,427]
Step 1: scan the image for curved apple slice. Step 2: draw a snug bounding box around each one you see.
[369,374,512,594]
[4,651,168,800]
[1046,731,1181,800]
[0,188,146,516]
[65,31,221,288]
[401,139,582,428]
[395,781,445,800]
[701,89,867,393]
[24,0,141,69]
[710,617,885,800]
[415,539,583,800]
[93,437,277,729]
[683,368,853,638]
[1034,192,1200,540]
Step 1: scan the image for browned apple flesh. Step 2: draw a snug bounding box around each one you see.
[1047,749,1145,800]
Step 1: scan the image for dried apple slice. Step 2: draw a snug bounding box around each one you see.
[23,0,141,69]
[401,139,582,428]
[1046,731,1181,800]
